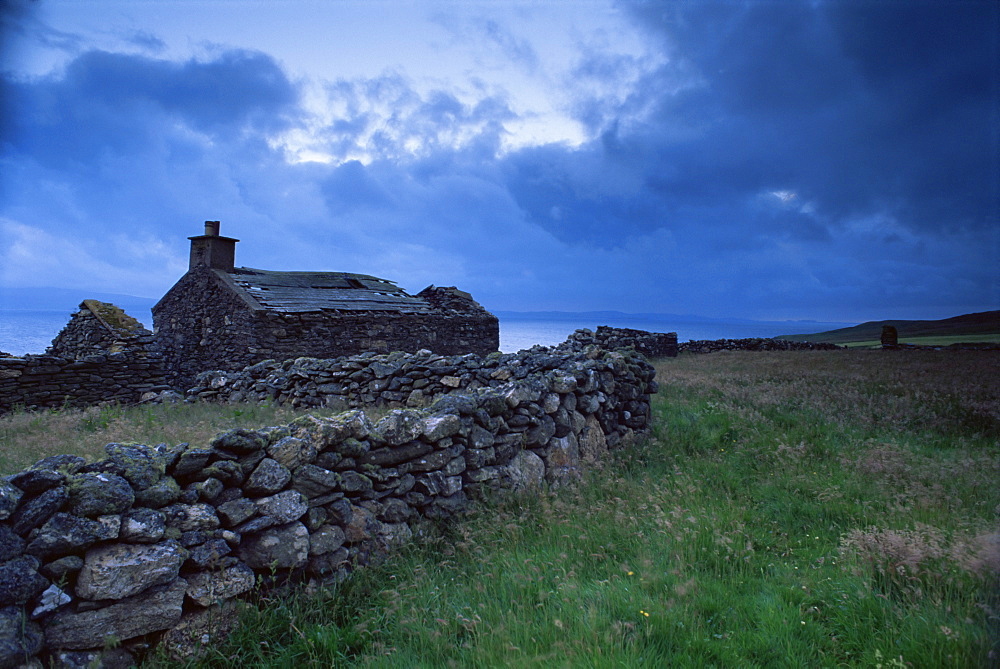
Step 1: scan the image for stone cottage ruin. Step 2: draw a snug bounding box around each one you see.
[48,300,154,359]
[153,222,499,388]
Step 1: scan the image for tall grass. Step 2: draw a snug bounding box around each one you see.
[137,349,998,667]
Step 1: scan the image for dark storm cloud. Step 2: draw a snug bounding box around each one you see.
[1,47,303,256]
[476,18,539,72]
[616,0,997,233]
[4,48,299,174]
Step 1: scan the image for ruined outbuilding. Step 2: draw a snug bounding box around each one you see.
[48,300,154,359]
[153,222,499,388]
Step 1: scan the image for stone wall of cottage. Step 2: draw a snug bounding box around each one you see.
[152,269,500,390]
[0,346,656,667]
[152,267,260,392]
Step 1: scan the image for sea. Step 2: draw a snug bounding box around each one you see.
[0,309,849,357]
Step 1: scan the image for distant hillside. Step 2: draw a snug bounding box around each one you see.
[0,287,157,314]
[777,310,1000,344]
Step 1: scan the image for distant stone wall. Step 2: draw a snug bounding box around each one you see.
[679,338,842,354]
[565,326,678,358]
[0,351,170,414]
[0,346,655,667]
[153,268,500,390]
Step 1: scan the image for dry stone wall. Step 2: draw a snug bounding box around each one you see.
[0,352,170,414]
[565,326,677,358]
[185,342,655,440]
[679,337,841,354]
[0,346,656,667]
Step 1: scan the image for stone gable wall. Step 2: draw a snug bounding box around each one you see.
[152,267,260,391]
[0,346,655,667]
[48,302,152,361]
[47,310,119,359]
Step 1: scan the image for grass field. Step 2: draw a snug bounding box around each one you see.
[0,401,407,475]
[4,350,998,666]
[156,350,998,667]
[840,334,1000,349]
[0,401,324,474]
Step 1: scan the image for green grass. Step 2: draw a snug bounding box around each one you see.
[0,401,356,474]
[843,334,1000,348]
[140,349,999,667]
[839,334,1000,348]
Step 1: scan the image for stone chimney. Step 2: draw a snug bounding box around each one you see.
[188,220,239,272]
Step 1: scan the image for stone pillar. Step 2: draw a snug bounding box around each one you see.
[880,325,898,349]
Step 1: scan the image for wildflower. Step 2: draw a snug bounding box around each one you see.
[640,610,650,617]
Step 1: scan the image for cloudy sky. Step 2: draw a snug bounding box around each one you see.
[1,0,996,322]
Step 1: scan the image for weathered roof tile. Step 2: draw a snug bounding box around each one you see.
[228,268,432,313]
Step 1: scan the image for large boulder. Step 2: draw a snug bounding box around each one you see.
[0,481,22,522]
[578,414,608,462]
[266,437,317,470]
[8,486,67,536]
[375,410,425,446]
[254,490,308,525]
[104,443,166,490]
[244,458,291,497]
[24,513,108,560]
[0,556,48,608]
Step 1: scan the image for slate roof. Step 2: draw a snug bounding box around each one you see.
[227,267,433,313]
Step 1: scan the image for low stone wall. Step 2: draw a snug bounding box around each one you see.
[0,352,171,414]
[565,326,678,358]
[679,338,842,354]
[185,341,657,426]
[0,347,656,667]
